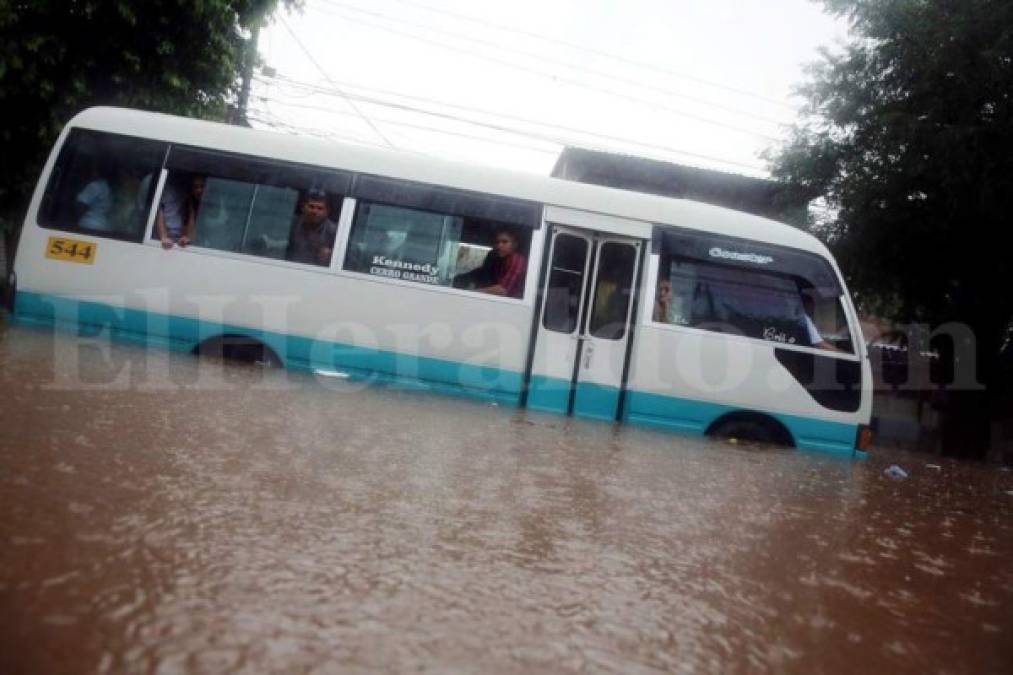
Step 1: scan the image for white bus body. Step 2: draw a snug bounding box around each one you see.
[8,108,873,454]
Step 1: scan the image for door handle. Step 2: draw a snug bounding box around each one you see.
[582,342,594,369]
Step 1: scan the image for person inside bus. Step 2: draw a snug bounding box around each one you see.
[186,177,232,249]
[286,188,338,266]
[452,228,526,298]
[75,158,113,231]
[800,290,840,351]
[97,165,153,235]
[653,279,675,323]
[155,173,204,249]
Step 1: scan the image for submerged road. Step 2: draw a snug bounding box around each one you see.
[0,322,1010,673]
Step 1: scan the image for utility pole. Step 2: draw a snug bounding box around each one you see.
[235,22,261,126]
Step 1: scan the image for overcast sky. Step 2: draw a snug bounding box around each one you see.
[250,0,849,177]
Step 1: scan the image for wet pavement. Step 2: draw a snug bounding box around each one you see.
[0,320,1011,674]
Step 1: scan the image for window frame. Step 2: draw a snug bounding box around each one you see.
[586,240,639,341]
[37,127,170,244]
[541,230,592,335]
[141,144,351,267]
[140,189,352,275]
[644,249,861,361]
[339,195,537,303]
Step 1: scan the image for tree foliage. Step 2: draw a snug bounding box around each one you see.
[769,0,1013,456]
[0,0,295,234]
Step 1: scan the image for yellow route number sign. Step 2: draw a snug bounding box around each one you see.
[45,236,96,265]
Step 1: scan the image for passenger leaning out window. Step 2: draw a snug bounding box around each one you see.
[156,174,205,249]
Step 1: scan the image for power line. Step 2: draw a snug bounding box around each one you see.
[248,110,403,151]
[254,73,767,172]
[252,100,768,177]
[250,108,550,166]
[256,97,546,159]
[309,4,780,142]
[315,2,782,140]
[258,73,769,171]
[277,14,397,149]
[255,97,388,146]
[255,93,561,155]
[315,0,788,127]
[346,0,796,110]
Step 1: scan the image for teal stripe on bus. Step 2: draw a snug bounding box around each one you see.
[526,378,623,420]
[572,382,622,421]
[13,291,523,405]
[14,290,862,455]
[623,390,859,455]
[526,374,571,414]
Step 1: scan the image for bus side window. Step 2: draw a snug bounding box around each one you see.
[803,291,855,352]
[160,147,348,265]
[39,129,166,241]
[190,177,254,252]
[587,242,637,339]
[344,201,532,296]
[659,257,808,343]
[343,177,537,297]
[653,260,696,327]
[653,253,854,354]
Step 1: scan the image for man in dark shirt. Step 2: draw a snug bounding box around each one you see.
[287,190,338,266]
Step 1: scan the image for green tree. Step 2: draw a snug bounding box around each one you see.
[0,0,296,240]
[769,0,1013,458]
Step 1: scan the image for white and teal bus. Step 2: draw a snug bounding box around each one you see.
[5,107,873,454]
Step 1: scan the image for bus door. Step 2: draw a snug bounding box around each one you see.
[526,224,643,421]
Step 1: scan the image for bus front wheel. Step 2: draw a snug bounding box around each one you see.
[707,414,794,448]
[194,335,282,368]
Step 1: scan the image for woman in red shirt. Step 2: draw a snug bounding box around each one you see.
[455,229,527,298]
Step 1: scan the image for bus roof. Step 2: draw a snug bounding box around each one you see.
[67,107,830,257]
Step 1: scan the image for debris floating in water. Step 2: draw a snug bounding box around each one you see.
[884,465,909,481]
[314,369,350,379]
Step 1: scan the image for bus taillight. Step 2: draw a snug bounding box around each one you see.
[856,425,874,451]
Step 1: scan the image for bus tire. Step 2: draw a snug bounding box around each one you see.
[707,413,794,448]
[194,335,282,368]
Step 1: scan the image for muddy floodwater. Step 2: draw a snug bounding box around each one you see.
[0,322,1011,674]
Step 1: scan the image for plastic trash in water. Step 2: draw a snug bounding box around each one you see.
[925,464,942,471]
[314,369,350,379]
[884,465,909,481]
